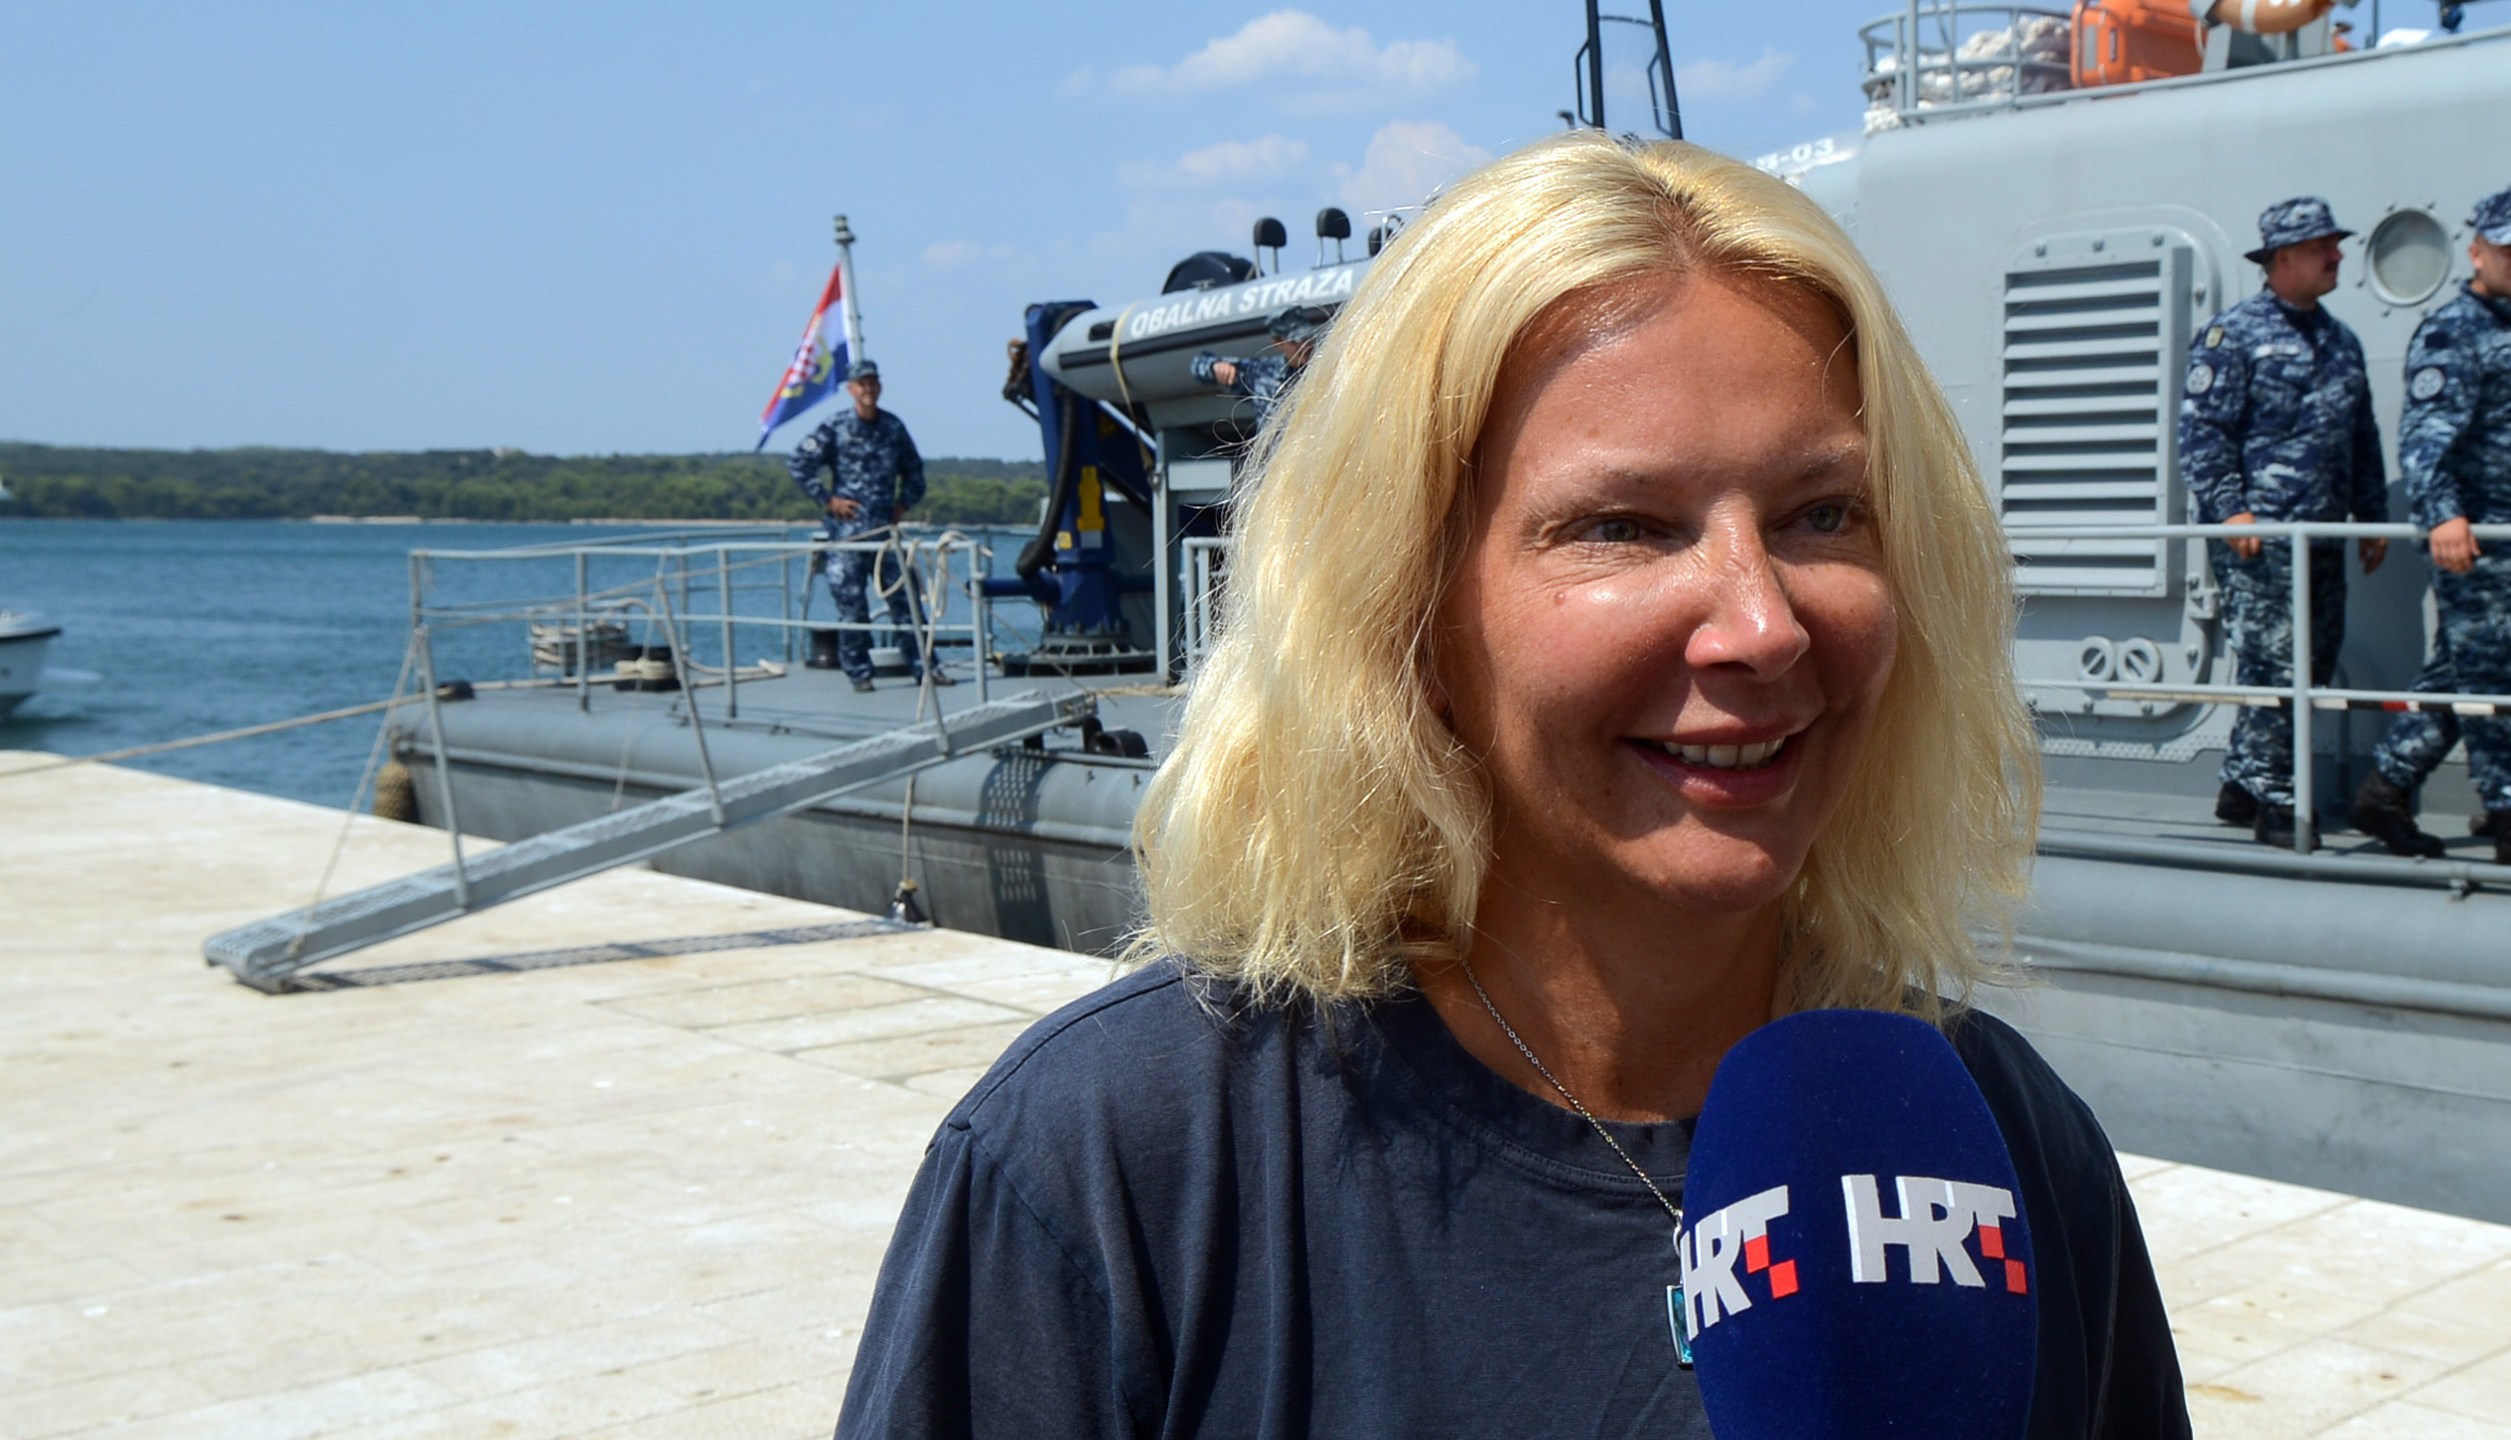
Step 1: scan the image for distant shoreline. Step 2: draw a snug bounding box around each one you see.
[0,441,1047,528]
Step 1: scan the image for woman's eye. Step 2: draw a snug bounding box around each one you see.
[1589,516,1645,544]
[1803,502,1850,535]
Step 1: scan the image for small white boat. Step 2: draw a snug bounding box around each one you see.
[0,610,62,719]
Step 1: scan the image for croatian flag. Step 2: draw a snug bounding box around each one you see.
[754,263,849,448]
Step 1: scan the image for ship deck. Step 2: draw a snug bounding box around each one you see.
[2044,780,2496,860]
[439,659,2511,865]
[6,755,2511,1438]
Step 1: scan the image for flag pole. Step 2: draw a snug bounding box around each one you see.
[832,214,866,370]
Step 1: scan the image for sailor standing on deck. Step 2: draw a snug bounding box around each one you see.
[2349,187,2511,863]
[1189,305,1328,431]
[2179,196,2389,849]
[788,359,949,693]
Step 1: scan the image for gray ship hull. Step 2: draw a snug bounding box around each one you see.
[398,668,1148,954]
[380,19,2511,1230]
[396,662,2511,1225]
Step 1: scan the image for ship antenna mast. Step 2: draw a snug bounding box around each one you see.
[1573,0,1681,140]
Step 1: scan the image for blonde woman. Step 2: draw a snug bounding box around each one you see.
[836,134,2187,1438]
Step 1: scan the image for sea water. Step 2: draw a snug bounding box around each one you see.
[0,519,1033,807]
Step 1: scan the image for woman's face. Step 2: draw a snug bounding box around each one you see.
[1435,271,1896,922]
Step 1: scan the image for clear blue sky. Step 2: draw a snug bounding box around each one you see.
[0,3,1891,462]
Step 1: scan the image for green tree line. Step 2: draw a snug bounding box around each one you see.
[0,443,1048,526]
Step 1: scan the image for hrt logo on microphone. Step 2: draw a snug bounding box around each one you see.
[1679,1184,1797,1339]
[1842,1174,2027,1295]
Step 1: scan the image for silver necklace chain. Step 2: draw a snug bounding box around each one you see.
[1456,956,1684,1231]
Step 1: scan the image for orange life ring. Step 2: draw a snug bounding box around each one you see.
[2204,0,2341,33]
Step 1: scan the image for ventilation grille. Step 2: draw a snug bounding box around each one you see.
[1999,236,2191,596]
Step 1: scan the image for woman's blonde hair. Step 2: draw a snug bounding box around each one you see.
[1128,133,2039,1017]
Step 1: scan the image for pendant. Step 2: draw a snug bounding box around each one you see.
[1664,1282,1694,1369]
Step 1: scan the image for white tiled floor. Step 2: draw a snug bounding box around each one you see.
[3,754,2505,1438]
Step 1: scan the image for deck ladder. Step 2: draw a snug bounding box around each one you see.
[205,690,1095,992]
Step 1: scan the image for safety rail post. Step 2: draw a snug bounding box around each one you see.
[1948,0,1962,100]
[972,545,993,704]
[411,637,473,909]
[781,543,797,665]
[718,546,738,721]
[651,571,727,829]
[1902,0,1920,112]
[574,549,591,713]
[2288,530,2316,854]
[406,552,473,907]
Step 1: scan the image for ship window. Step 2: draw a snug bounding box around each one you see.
[1999,229,2195,597]
[2366,208,2451,307]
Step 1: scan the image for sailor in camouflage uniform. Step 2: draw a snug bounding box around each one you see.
[1189,306,1328,431]
[787,360,946,692]
[2179,197,2389,848]
[2350,186,2511,863]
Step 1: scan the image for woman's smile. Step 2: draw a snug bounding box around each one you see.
[1627,726,1807,808]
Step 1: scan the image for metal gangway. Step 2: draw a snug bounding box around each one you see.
[205,689,1094,991]
[205,526,1081,991]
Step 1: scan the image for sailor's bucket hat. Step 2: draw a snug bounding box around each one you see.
[2246,196,2353,264]
[1267,305,1332,345]
[2472,188,2511,247]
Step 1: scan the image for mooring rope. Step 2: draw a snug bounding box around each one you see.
[885,530,981,914]
[0,676,567,781]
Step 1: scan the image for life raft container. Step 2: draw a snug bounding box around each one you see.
[2072,0,2343,87]
[2072,0,2204,86]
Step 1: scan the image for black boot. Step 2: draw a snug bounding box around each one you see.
[2253,805,2315,851]
[2215,782,2260,827]
[2493,813,2511,867]
[2347,772,2445,858]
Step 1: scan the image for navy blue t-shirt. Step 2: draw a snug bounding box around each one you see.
[834,963,2187,1438]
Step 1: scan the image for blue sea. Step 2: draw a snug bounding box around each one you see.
[0,519,1030,807]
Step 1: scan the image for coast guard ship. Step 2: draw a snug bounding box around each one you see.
[211,3,2511,1226]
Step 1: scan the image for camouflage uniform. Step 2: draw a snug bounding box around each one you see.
[2367,275,2511,814]
[788,405,928,684]
[1188,305,1327,432]
[2179,223,2387,810]
[1188,349,1294,429]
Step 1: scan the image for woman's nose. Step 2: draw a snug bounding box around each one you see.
[1681,523,1812,678]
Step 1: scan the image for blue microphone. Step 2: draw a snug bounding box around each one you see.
[1676,1009,2036,1438]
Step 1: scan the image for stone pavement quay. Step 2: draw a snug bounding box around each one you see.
[2,755,2508,1439]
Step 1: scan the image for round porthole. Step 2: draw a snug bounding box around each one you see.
[2366,208,2452,306]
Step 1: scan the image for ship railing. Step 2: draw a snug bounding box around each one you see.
[406,530,1003,727]
[2011,517,2511,855]
[1860,2,2075,123]
[1181,536,1232,672]
[362,529,1037,927]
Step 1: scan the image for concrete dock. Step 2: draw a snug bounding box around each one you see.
[4,754,2509,1438]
